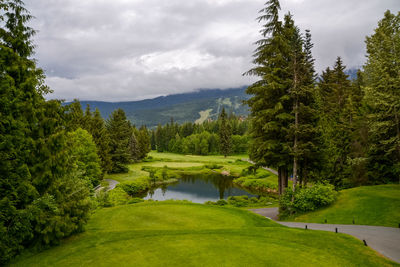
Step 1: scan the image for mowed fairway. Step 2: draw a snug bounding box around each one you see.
[284,184,400,227]
[11,202,397,267]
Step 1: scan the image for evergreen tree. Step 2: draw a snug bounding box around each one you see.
[150,130,156,150]
[90,108,112,174]
[129,130,140,162]
[0,1,91,262]
[106,109,131,173]
[245,0,292,194]
[285,19,321,190]
[364,11,400,183]
[137,126,151,159]
[65,99,84,131]
[219,108,232,157]
[318,57,353,187]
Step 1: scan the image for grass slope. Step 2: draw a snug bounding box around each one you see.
[284,184,400,227]
[12,202,397,266]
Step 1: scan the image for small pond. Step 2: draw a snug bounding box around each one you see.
[144,173,257,203]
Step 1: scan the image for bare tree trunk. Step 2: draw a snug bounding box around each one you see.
[278,166,283,195]
[292,96,299,193]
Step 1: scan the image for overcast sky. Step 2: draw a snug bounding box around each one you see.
[26,0,399,102]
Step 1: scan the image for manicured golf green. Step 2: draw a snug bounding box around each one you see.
[284,184,400,227]
[11,202,397,266]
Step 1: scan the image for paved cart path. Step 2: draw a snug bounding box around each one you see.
[251,208,400,263]
[104,179,119,190]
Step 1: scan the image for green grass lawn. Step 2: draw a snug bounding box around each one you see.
[283,184,400,227]
[105,152,254,183]
[12,202,397,266]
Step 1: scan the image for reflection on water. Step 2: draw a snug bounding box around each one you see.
[144,173,256,203]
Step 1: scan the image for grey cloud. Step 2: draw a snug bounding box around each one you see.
[25,0,400,101]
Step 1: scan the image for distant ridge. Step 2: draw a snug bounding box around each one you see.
[70,87,250,127]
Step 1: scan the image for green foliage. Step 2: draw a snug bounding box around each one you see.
[363,10,400,184]
[0,2,92,263]
[106,109,131,173]
[118,177,150,196]
[204,164,223,169]
[219,108,232,157]
[153,114,248,155]
[89,109,112,174]
[67,128,102,187]
[205,195,275,207]
[279,184,337,217]
[283,184,400,227]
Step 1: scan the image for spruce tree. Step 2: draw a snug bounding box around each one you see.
[364,10,400,183]
[318,57,353,187]
[89,108,112,174]
[137,126,151,160]
[245,0,292,194]
[0,1,91,261]
[106,109,131,173]
[129,130,140,162]
[219,108,232,157]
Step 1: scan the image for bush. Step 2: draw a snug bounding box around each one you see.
[216,199,228,206]
[119,177,150,196]
[205,195,274,207]
[280,184,338,217]
[204,164,223,169]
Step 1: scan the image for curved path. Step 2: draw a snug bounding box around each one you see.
[104,179,119,190]
[242,159,278,175]
[251,208,400,263]
[95,179,120,193]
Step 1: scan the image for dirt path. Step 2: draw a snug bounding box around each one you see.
[251,208,400,263]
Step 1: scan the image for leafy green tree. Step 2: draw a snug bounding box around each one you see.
[107,109,131,173]
[364,10,400,183]
[219,108,232,157]
[67,128,102,187]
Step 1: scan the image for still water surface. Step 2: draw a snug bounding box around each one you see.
[144,173,256,203]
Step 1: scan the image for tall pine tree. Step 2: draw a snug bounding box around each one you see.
[106,109,131,173]
[219,108,232,157]
[364,11,400,184]
[245,0,293,194]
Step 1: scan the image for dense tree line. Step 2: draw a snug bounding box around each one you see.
[0,1,149,262]
[247,0,400,195]
[0,1,95,263]
[151,111,249,155]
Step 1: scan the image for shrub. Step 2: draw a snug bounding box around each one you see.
[204,164,223,169]
[119,177,150,196]
[216,199,228,206]
[279,184,338,217]
[108,187,131,206]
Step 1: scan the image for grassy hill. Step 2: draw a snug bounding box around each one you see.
[11,202,397,266]
[74,87,249,127]
[283,184,400,227]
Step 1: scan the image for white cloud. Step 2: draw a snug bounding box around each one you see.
[25,0,400,101]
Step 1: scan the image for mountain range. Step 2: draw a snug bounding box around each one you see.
[76,87,250,127]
